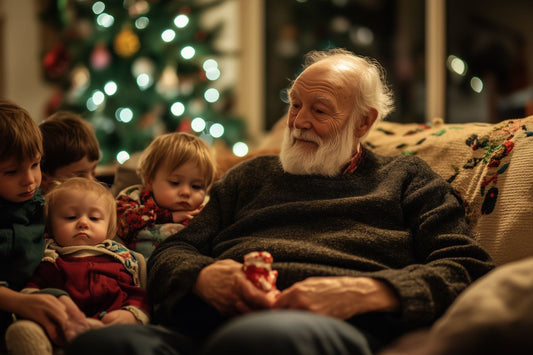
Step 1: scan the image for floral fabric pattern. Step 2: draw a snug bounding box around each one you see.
[116,185,184,259]
[365,117,533,265]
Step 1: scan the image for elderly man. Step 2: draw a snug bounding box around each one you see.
[66,49,493,355]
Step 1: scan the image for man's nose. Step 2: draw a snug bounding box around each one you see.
[292,109,312,130]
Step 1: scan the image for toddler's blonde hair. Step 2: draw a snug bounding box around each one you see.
[137,132,217,190]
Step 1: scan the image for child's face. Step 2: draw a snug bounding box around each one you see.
[51,189,110,247]
[42,156,98,193]
[0,156,41,203]
[50,155,98,181]
[146,161,206,212]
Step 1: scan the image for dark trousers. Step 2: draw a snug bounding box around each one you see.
[65,311,374,355]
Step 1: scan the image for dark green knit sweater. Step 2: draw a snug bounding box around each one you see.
[148,149,493,342]
[0,190,45,335]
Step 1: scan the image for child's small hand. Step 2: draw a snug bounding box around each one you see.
[100,309,138,325]
[171,204,204,223]
[86,317,105,329]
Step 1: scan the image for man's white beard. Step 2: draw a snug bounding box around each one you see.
[280,119,356,177]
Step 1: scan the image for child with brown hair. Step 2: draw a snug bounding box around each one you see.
[116,132,217,259]
[39,111,101,193]
[0,100,85,352]
[6,177,150,355]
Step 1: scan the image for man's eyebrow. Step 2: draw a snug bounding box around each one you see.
[315,96,336,107]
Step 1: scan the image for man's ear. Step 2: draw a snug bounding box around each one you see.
[355,108,378,138]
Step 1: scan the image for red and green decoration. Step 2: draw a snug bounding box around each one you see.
[40,0,245,164]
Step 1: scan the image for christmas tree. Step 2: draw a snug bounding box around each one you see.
[40,0,245,164]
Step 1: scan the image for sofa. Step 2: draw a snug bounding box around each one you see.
[363,116,533,354]
[110,115,533,353]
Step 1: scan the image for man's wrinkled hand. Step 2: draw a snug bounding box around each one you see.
[273,276,399,319]
[193,259,275,316]
[58,296,91,343]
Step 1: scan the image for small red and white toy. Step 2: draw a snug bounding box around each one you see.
[243,251,278,292]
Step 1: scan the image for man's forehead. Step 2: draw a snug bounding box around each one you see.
[292,69,354,105]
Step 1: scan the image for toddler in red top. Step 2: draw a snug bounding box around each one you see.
[116,132,217,259]
[6,177,150,354]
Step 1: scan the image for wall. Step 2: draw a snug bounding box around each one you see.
[1,0,53,121]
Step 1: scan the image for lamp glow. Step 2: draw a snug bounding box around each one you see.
[104,81,117,95]
[209,123,224,138]
[181,46,195,59]
[96,13,114,28]
[92,1,105,15]
[116,151,130,164]
[171,102,185,116]
[204,88,220,103]
[232,142,249,157]
[191,117,206,132]
[174,14,189,28]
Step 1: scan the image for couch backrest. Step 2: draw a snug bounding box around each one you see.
[365,116,533,266]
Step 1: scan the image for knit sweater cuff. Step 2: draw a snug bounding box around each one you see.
[123,306,150,324]
[21,287,70,298]
[372,269,437,326]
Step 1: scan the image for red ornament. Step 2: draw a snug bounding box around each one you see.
[44,90,64,117]
[198,70,207,82]
[177,118,191,132]
[43,44,70,79]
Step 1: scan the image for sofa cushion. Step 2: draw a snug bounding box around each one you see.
[365,116,533,265]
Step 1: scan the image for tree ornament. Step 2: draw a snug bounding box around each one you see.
[91,43,112,70]
[156,65,180,98]
[43,43,70,79]
[75,19,94,39]
[114,27,141,57]
[69,65,90,97]
[132,57,155,77]
[178,118,192,133]
[128,0,149,17]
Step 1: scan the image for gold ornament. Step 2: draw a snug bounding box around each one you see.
[114,28,140,57]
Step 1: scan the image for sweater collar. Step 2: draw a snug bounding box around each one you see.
[342,143,365,175]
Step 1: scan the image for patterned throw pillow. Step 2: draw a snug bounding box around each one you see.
[365,117,533,265]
